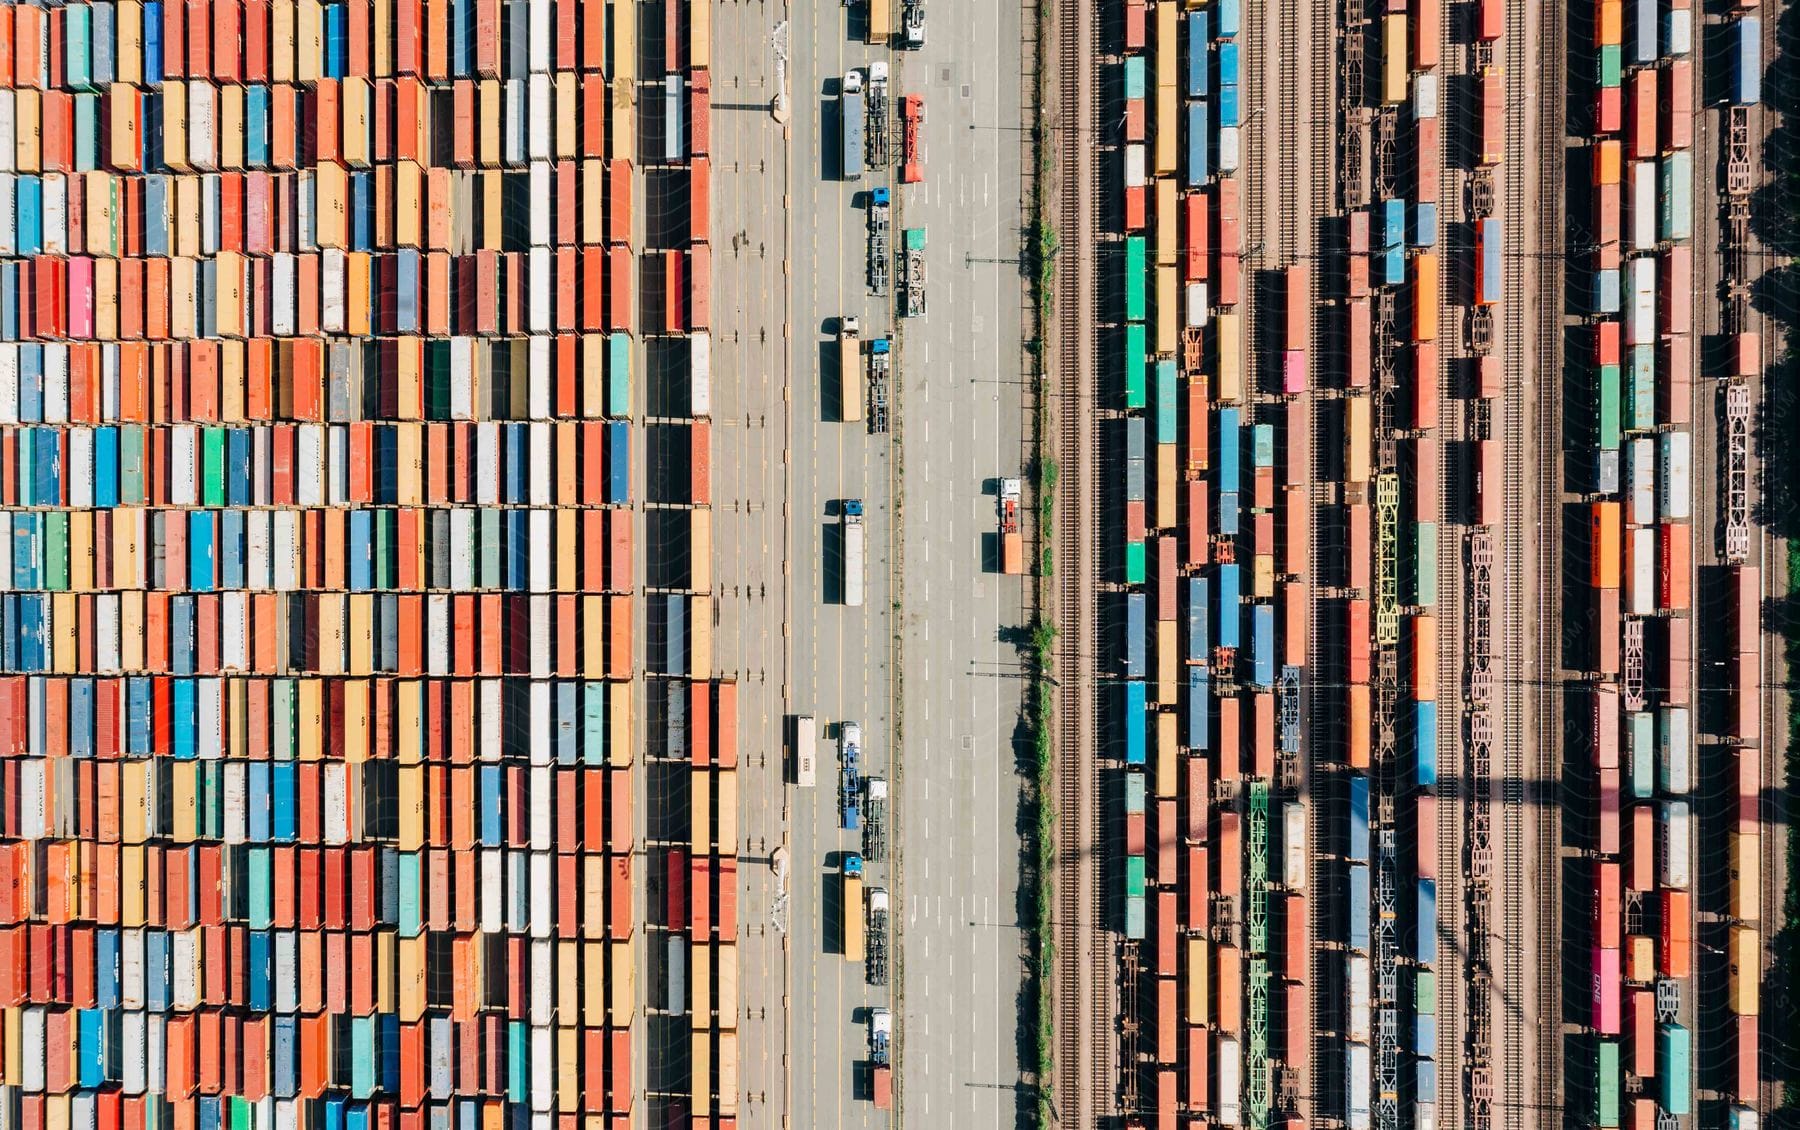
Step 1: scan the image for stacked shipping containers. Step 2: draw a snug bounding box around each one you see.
[0,0,644,1127]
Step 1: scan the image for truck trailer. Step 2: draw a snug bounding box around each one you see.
[1000,478,1023,574]
[842,500,866,606]
[842,854,865,961]
[842,71,865,179]
[839,318,863,423]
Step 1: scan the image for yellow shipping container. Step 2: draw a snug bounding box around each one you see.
[348,593,374,674]
[315,162,349,248]
[343,680,371,762]
[1346,395,1372,485]
[342,75,372,167]
[692,593,714,677]
[1625,933,1654,984]
[1730,832,1761,922]
[121,845,146,926]
[3,1007,18,1083]
[1156,0,1179,87]
[1154,83,1178,175]
[609,683,633,765]
[171,762,197,840]
[1729,924,1760,1015]
[692,508,713,595]
[690,0,711,69]
[1156,444,1177,530]
[94,260,119,339]
[1156,620,1177,708]
[68,515,94,593]
[1155,178,1178,266]
[613,0,638,82]
[584,939,607,1022]
[1215,311,1243,403]
[374,932,395,1012]
[1184,936,1209,1024]
[556,73,579,159]
[691,768,711,855]
[718,1030,740,1115]
[1155,709,1178,797]
[297,0,324,83]
[159,86,187,173]
[557,1028,581,1112]
[717,943,739,1029]
[1254,553,1275,599]
[216,251,245,338]
[51,592,75,672]
[398,936,426,1022]
[715,768,737,854]
[689,1031,710,1114]
[297,680,325,759]
[272,0,296,82]
[1383,14,1408,104]
[869,0,891,42]
[691,940,712,1030]
[611,79,637,162]
[610,938,636,1023]
[116,4,144,85]
[397,766,424,850]
[1156,265,1179,355]
[395,162,423,248]
[121,762,150,844]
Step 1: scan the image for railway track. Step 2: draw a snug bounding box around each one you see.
[1050,0,1106,1117]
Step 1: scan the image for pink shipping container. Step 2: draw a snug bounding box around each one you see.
[1592,946,1621,1033]
[1659,335,1692,425]
[1283,350,1307,394]
[1476,438,1503,526]
[1736,747,1760,833]
[1660,245,1691,336]
[690,70,712,156]
[1599,765,1621,854]
[1662,618,1691,706]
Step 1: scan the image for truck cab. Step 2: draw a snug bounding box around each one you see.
[843,69,864,95]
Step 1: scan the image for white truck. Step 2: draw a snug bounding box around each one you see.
[842,501,865,607]
[793,715,817,786]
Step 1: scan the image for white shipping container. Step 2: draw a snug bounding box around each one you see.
[248,510,274,590]
[529,0,554,71]
[276,932,300,1012]
[323,761,350,843]
[43,175,67,254]
[1659,430,1691,520]
[42,343,67,422]
[121,1010,148,1094]
[530,680,554,766]
[1630,162,1655,251]
[19,758,42,839]
[275,1101,300,1130]
[529,420,552,503]
[321,248,347,331]
[222,591,248,671]
[1628,437,1654,525]
[1626,526,1653,614]
[0,93,13,173]
[530,1023,554,1111]
[482,680,505,761]
[224,761,247,843]
[529,938,554,1022]
[508,849,530,932]
[529,591,552,675]
[171,929,200,1009]
[529,158,553,242]
[427,592,450,675]
[147,1013,166,1095]
[1125,144,1147,188]
[528,79,553,162]
[1626,256,1656,346]
[21,1007,45,1090]
[481,848,505,932]
[271,253,298,335]
[529,245,552,332]
[530,511,553,594]
[100,597,123,670]
[529,335,552,419]
[477,422,501,503]
[691,332,712,416]
[1665,7,1693,55]
[530,765,553,850]
[326,424,348,505]
[1661,799,1691,889]
[169,425,198,504]
[0,344,17,421]
[451,337,476,419]
[68,427,93,507]
[1413,72,1439,119]
[296,424,324,506]
[188,79,217,169]
[505,79,528,165]
[1659,706,1691,795]
[1218,126,1241,173]
[1282,800,1305,889]
[1185,281,1210,328]
[451,509,476,589]
[1217,1035,1242,1125]
[252,426,272,505]
[0,174,13,256]
[121,929,145,1010]
[1347,1043,1373,1130]
[1347,953,1371,1042]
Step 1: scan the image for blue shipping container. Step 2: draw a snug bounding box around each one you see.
[1414,201,1439,248]
[1186,102,1209,187]
[1413,1011,1438,1059]
[1216,408,1241,493]
[607,421,631,502]
[1186,667,1210,750]
[1630,0,1657,63]
[1155,359,1179,444]
[1250,603,1275,687]
[1218,41,1241,87]
[1348,862,1371,952]
[1216,0,1241,38]
[1125,680,1147,764]
[1413,878,1438,963]
[1186,577,1210,661]
[1381,198,1407,252]
[1414,700,1438,788]
[1218,83,1240,129]
[1127,592,1148,678]
[1594,268,1621,315]
[1732,19,1762,106]
[1216,563,1241,648]
[1185,13,1209,96]
[1217,490,1239,536]
[1127,414,1147,463]
[1379,247,1406,288]
[1349,773,1371,862]
[1479,218,1503,305]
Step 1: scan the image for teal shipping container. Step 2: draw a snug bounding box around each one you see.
[1412,521,1437,607]
[1155,358,1178,443]
[1596,1039,1621,1128]
[1658,1024,1691,1115]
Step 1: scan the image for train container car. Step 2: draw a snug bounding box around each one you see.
[1600,766,1622,854]
[1347,1043,1373,1130]
[1347,953,1372,1042]
[1479,69,1505,165]
[1217,1035,1243,1126]
[1730,20,1761,106]
[1349,772,1372,863]
[1659,244,1692,336]
[1282,801,1306,890]
[1626,526,1655,615]
[1411,252,1439,340]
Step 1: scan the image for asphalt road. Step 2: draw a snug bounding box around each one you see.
[783,6,900,1130]
[884,0,1034,1125]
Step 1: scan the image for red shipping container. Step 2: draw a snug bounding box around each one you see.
[1735,747,1760,834]
[1660,888,1691,978]
[1215,945,1242,1031]
[1282,580,1306,665]
[690,70,712,156]
[1184,479,1209,568]
[1595,181,1621,247]
[717,857,739,936]
[1346,299,1372,388]
[1184,192,1209,281]
[1596,84,1623,136]
[1595,860,1621,948]
[690,244,712,331]
[1658,522,1690,611]
[1731,332,1761,377]
[1125,185,1146,232]
[1734,652,1760,742]
[1663,617,1691,706]
[1185,845,1208,931]
[1660,244,1692,336]
[1733,1015,1757,1101]
[1349,503,1371,593]
[1415,116,1440,203]
[1215,810,1242,907]
[1124,98,1145,142]
[1477,0,1502,39]
[1157,536,1178,620]
[1282,893,1307,982]
[1413,0,1440,67]
[1284,981,1309,1067]
[1412,342,1438,429]
[1156,888,1178,977]
[1479,70,1505,165]
[1627,69,1658,159]
[1284,265,1309,352]
[1125,809,1146,857]
[1627,988,1655,1076]
[1414,794,1437,880]
[1476,438,1502,526]
[1347,599,1371,685]
[1661,60,1693,151]
[1598,764,1621,855]
[1124,0,1146,49]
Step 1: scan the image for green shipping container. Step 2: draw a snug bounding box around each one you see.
[1597,364,1622,451]
[351,1016,378,1098]
[202,428,227,505]
[43,512,68,592]
[1155,359,1179,443]
[1595,1039,1621,1129]
[1658,1024,1691,1115]
[1660,151,1693,242]
[1625,345,1655,430]
[1627,710,1654,798]
[905,227,927,250]
[120,426,146,504]
[74,93,101,171]
[200,762,223,838]
[248,846,274,930]
[1125,325,1148,408]
[1124,56,1147,100]
[1126,237,1148,322]
[374,509,396,589]
[1126,855,1147,898]
[480,509,505,586]
[65,6,93,89]
[1124,894,1145,939]
[608,332,633,417]
[508,1020,530,1102]
[399,852,423,936]
[1125,539,1146,584]
[1412,521,1437,607]
[228,1097,253,1130]
[1414,969,1436,1014]
[1598,44,1623,88]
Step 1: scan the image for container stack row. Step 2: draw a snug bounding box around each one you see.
[0,1,646,1128]
[1577,0,1700,1123]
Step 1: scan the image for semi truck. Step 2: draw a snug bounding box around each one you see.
[842,854,866,961]
[999,477,1023,574]
[902,0,924,47]
[902,227,926,317]
[863,776,888,860]
[869,1007,893,1109]
[867,188,891,293]
[842,500,865,607]
[901,94,925,183]
[867,63,890,167]
[793,714,817,786]
[867,886,890,985]
[842,71,865,179]
[839,318,863,423]
[839,721,863,830]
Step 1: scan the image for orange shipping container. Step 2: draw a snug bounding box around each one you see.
[1591,502,1621,589]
